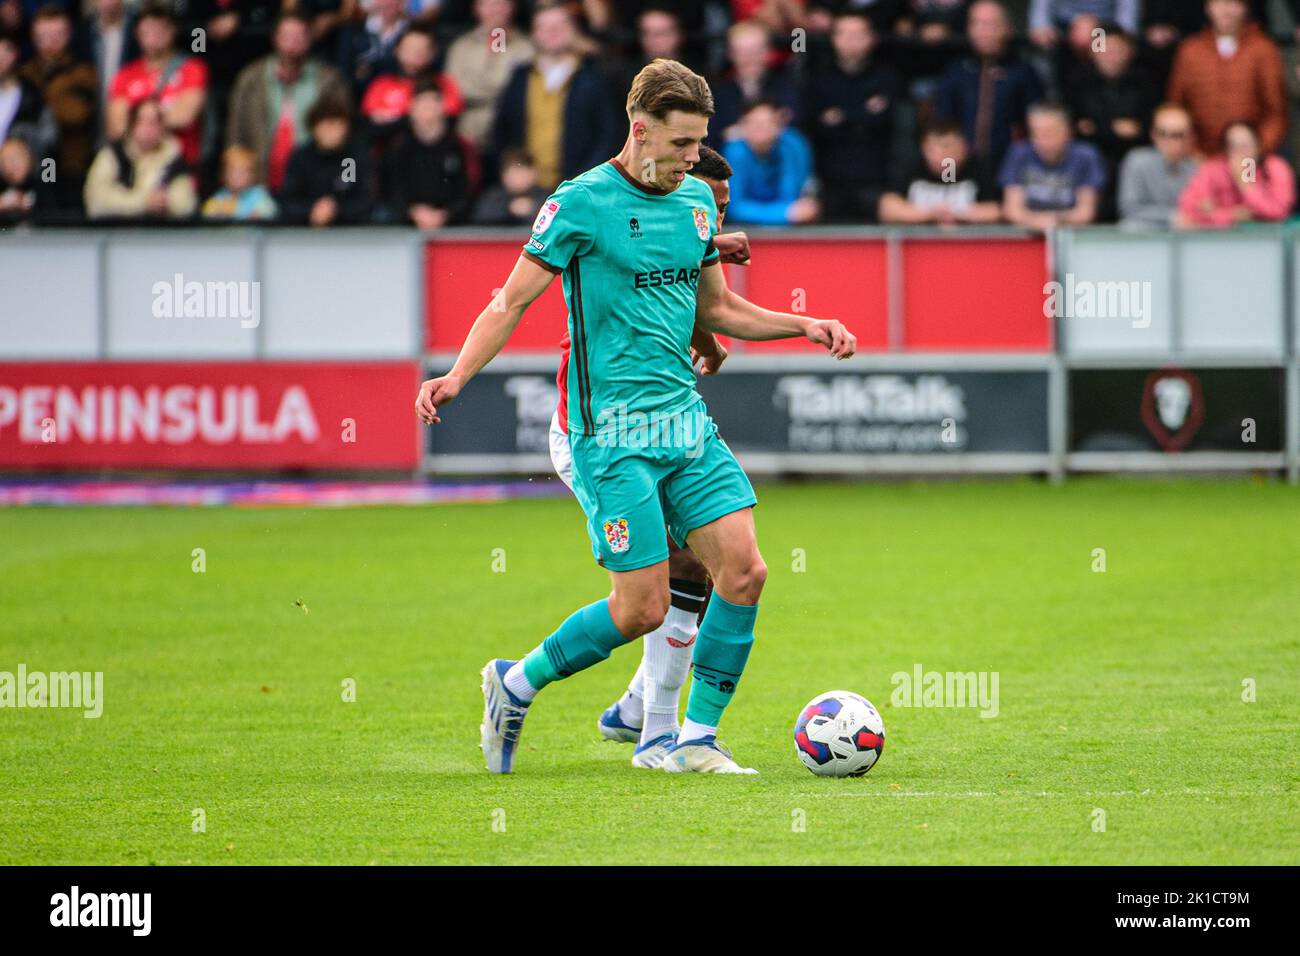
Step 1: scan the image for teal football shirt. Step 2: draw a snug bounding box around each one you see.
[522,158,721,436]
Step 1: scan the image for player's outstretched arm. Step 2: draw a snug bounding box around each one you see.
[693,262,856,359]
[415,255,556,424]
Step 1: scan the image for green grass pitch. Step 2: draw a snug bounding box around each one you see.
[1,478,1297,865]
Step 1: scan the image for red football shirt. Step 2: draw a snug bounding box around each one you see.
[360,73,463,121]
[555,331,571,431]
[110,56,208,166]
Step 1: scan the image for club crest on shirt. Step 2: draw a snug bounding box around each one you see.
[533,199,560,235]
[692,207,710,241]
[603,518,630,553]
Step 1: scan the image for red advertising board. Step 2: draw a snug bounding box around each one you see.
[425,239,569,352]
[424,234,1048,354]
[901,239,1051,350]
[728,238,890,352]
[0,362,422,469]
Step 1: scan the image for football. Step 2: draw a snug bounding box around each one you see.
[794,691,886,777]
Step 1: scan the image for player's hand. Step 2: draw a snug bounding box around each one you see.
[806,320,856,360]
[691,336,728,375]
[714,230,751,265]
[415,373,462,425]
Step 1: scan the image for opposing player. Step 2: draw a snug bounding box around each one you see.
[545,145,751,769]
[415,59,856,774]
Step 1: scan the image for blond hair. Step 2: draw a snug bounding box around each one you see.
[625,58,714,120]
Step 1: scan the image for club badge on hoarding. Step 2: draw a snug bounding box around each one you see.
[532,199,560,235]
[692,207,709,241]
[1140,368,1205,451]
[603,518,630,554]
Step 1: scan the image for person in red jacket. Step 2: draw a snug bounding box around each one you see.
[1166,0,1286,157]
[105,4,207,166]
[359,25,462,127]
[1177,119,1295,227]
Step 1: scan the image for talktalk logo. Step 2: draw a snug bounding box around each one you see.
[0,384,321,444]
[504,376,558,424]
[774,375,966,423]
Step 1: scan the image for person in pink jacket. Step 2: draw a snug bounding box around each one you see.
[1177,120,1296,228]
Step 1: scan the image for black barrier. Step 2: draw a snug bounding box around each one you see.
[1070,368,1285,454]
[425,359,1054,471]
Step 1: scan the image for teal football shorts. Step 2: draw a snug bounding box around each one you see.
[567,396,757,571]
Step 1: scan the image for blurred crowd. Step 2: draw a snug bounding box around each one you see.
[2,0,1299,230]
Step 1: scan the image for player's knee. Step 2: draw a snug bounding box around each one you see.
[723,555,767,603]
[612,592,669,638]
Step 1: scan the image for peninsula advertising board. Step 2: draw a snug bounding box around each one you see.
[0,362,423,469]
[425,363,1051,464]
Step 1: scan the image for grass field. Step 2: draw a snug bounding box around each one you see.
[1,478,1297,865]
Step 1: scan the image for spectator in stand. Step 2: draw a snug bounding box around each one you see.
[471,145,547,224]
[879,118,1003,223]
[227,12,351,194]
[444,0,533,155]
[380,78,472,228]
[189,0,277,137]
[84,97,197,218]
[0,0,23,38]
[75,0,138,132]
[1000,101,1105,227]
[343,0,442,27]
[722,98,819,225]
[105,5,208,167]
[935,0,1044,171]
[202,144,278,220]
[806,1,906,35]
[1142,0,1206,89]
[803,12,898,223]
[1028,2,1140,96]
[278,95,374,225]
[296,0,347,59]
[709,20,801,146]
[1177,118,1295,227]
[880,1,975,110]
[604,1,710,70]
[899,0,976,39]
[0,135,40,224]
[1029,1,1140,45]
[20,6,98,211]
[605,8,694,120]
[361,25,462,135]
[1118,103,1199,228]
[338,0,408,97]
[904,1,976,103]
[741,0,812,35]
[1069,23,1152,215]
[493,2,617,191]
[0,30,50,150]
[1167,0,1286,158]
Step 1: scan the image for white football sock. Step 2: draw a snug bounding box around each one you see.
[617,660,645,724]
[503,661,537,704]
[678,717,717,744]
[640,605,696,744]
